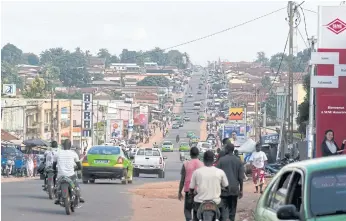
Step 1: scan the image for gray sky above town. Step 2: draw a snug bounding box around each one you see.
[1,1,342,64]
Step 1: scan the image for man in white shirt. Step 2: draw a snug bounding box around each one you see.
[189,151,229,221]
[249,143,268,194]
[53,139,85,204]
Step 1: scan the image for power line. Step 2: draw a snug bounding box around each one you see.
[297,28,309,48]
[301,8,317,14]
[266,32,290,94]
[122,6,287,62]
[298,6,310,41]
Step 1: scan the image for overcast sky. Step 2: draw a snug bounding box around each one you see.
[1,1,342,64]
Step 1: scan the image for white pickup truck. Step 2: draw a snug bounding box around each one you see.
[132,148,167,178]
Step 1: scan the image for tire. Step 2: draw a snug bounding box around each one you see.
[89,179,95,184]
[121,170,128,185]
[158,170,165,178]
[133,169,139,177]
[48,185,53,199]
[64,192,71,215]
[128,171,133,184]
[82,177,88,184]
[82,180,88,184]
[6,169,9,177]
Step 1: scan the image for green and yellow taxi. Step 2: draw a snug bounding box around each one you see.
[189,136,199,143]
[176,98,183,103]
[199,115,206,121]
[254,155,346,221]
[161,141,174,152]
[175,115,182,121]
[186,131,195,138]
[82,145,133,184]
[172,123,180,129]
[179,142,190,152]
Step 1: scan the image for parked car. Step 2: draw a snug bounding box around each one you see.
[82,145,133,184]
[172,124,180,129]
[132,148,167,178]
[183,116,190,121]
[254,155,346,221]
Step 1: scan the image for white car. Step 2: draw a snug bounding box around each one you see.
[197,142,212,153]
[132,148,167,178]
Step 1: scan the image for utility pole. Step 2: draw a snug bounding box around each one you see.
[96,101,99,145]
[287,1,295,144]
[50,87,54,140]
[263,103,267,134]
[23,106,27,141]
[254,87,259,141]
[307,36,317,159]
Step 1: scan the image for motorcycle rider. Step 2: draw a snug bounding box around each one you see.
[42,141,57,191]
[53,139,85,204]
[189,151,229,221]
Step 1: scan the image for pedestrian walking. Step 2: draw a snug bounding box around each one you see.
[178,147,204,221]
[26,154,34,177]
[216,142,244,221]
[249,143,268,194]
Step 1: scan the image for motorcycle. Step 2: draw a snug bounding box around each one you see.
[55,176,81,215]
[195,200,221,221]
[5,157,15,177]
[45,167,55,199]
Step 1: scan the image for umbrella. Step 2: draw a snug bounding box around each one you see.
[23,139,50,148]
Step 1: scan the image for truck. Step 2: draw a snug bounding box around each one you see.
[132,148,167,178]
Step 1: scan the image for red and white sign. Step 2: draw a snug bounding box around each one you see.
[316,6,346,158]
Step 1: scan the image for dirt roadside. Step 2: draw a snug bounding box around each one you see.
[130,116,262,221]
[1,176,39,183]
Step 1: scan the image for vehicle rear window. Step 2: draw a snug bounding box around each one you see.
[137,149,160,156]
[180,143,188,146]
[163,142,172,145]
[88,146,120,155]
[310,169,346,216]
[202,143,211,148]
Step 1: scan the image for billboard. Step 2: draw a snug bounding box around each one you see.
[2,84,16,96]
[60,107,70,139]
[222,124,247,146]
[108,119,123,139]
[229,107,243,120]
[315,6,346,157]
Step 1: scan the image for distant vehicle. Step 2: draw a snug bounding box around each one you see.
[161,141,174,152]
[82,145,133,184]
[175,115,182,121]
[197,142,212,153]
[193,101,201,110]
[132,148,167,178]
[188,94,193,98]
[172,124,180,129]
[186,131,195,138]
[199,115,206,121]
[254,155,346,221]
[183,116,190,121]
[197,91,202,94]
[179,142,190,152]
[178,121,184,127]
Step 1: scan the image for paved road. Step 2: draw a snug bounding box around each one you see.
[1,71,206,220]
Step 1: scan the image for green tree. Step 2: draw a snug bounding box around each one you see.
[21,53,40,65]
[1,43,23,65]
[255,51,269,66]
[55,91,83,99]
[269,52,288,71]
[120,49,137,63]
[261,76,277,121]
[97,48,112,67]
[261,76,271,88]
[23,76,47,98]
[1,61,23,89]
[296,74,310,134]
[137,76,170,87]
[41,65,60,90]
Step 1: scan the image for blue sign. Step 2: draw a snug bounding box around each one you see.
[223,124,246,139]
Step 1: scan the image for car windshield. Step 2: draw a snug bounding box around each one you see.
[310,168,346,217]
[163,142,172,145]
[180,143,188,146]
[88,146,120,155]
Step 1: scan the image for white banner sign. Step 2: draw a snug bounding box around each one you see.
[311,76,339,88]
[334,64,346,76]
[107,119,123,140]
[310,52,339,65]
[318,6,346,48]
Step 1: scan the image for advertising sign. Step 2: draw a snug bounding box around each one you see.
[82,93,93,138]
[109,119,123,139]
[316,6,346,157]
[2,84,16,96]
[60,107,70,139]
[229,107,244,120]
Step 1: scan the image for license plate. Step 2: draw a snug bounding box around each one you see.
[94,160,109,164]
[202,203,217,211]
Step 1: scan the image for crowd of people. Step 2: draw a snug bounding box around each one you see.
[178,136,269,221]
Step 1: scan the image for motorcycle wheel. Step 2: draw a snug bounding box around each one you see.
[6,169,9,177]
[64,193,71,215]
[48,185,53,199]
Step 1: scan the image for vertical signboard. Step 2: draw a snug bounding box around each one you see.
[82,93,93,138]
[108,119,124,139]
[316,6,346,157]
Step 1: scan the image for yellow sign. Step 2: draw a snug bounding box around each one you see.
[229,108,244,120]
